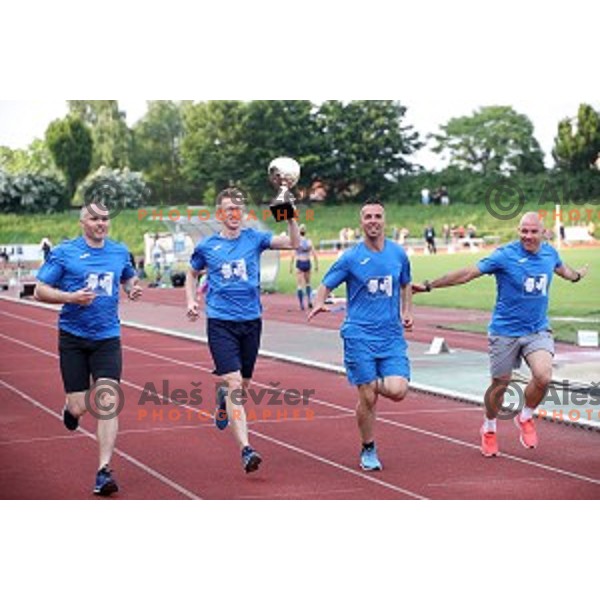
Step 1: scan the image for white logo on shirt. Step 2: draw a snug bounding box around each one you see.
[80,253,90,259]
[367,275,392,297]
[518,257,528,264]
[85,272,114,296]
[221,259,248,281]
[523,274,548,296]
[360,258,370,265]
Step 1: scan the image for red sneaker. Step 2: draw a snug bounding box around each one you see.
[480,427,499,457]
[514,415,538,449]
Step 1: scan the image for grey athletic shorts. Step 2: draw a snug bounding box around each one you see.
[488,331,554,378]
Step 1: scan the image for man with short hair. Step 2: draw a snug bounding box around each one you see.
[309,199,414,471]
[35,203,142,496]
[185,188,300,473]
[413,212,589,457]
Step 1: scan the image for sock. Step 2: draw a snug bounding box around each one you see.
[306,286,312,303]
[362,441,375,451]
[483,418,496,433]
[297,289,304,309]
[520,406,534,422]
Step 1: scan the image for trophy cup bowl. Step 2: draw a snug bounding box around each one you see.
[268,156,300,222]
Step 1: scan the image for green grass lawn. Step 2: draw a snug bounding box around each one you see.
[2,203,598,342]
[277,246,600,343]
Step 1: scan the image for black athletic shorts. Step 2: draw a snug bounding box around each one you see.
[59,329,122,393]
[207,318,262,379]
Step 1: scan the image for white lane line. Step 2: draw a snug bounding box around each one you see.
[2,308,600,488]
[0,377,202,500]
[124,345,600,488]
[0,329,427,500]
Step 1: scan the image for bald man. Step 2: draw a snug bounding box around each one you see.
[35,202,142,496]
[413,213,588,457]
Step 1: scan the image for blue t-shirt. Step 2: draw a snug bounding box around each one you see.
[477,240,563,336]
[322,240,412,341]
[190,228,273,321]
[36,237,135,340]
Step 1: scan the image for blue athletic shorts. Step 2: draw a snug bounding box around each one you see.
[343,337,411,386]
[207,318,262,379]
[295,259,311,273]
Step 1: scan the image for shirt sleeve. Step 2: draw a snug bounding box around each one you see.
[36,247,65,286]
[477,247,505,275]
[400,251,412,286]
[259,230,274,252]
[553,247,563,269]
[190,243,206,272]
[322,253,349,291]
[398,246,412,286]
[121,247,136,282]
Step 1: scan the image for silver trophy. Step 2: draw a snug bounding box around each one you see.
[268,156,300,222]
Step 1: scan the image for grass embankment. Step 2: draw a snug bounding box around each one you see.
[2,201,598,257]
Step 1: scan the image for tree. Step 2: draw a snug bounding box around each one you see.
[237,100,321,198]
[68,100,131,169]
[180,101,248,202]
[130,101,189,203]
[431,106,545,175]
[179,100,422,204]
[552,103,600,172]
[45,115,93,200]
[0,140,59,176]
[315,100,422,200]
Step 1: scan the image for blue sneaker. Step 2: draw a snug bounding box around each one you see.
[360,445,382,471]
[241,446,262,473]
[215,385,228,431]
[63,406,79,431]
[94,465,119,496]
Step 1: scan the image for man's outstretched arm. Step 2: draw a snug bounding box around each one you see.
[555,263,589,283]
[412,265,483,293]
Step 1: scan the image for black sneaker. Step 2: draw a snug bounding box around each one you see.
[94,465,119,496]
[63,406,79,431]
[241,446,262,473]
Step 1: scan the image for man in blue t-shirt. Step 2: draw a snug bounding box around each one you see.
[35,202,142,496]
[185,187,300,474]
[414,212,589,457]
[308,199,414,471]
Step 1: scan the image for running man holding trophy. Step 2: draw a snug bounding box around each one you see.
[185,158,301,474]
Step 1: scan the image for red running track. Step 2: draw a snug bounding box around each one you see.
[1,300,599,499]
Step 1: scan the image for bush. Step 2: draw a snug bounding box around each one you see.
[75,166,151,209]
[0,169,68,213]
